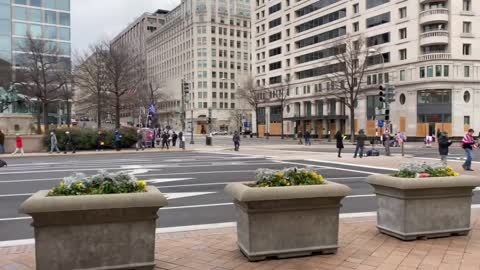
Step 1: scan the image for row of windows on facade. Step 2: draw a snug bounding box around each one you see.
[13,0,69,11]
[200,25,250,38]
[206,37,249,50]
[198,48,250,61]
[12,37,70,55]
[194,81,236,90]
[193,102,235,110]
[192,91,235,100]
[13,22,70,41]
[12,6,70,26]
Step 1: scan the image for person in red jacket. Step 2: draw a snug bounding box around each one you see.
[12,134,24,155]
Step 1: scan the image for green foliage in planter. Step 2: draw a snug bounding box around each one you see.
[393,162,459,178]
[254,168,324,187]
[42,127,137,151]
[49,171,147,196]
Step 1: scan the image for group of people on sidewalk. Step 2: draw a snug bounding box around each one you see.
[0,131,25,156]
[135,128,185,151]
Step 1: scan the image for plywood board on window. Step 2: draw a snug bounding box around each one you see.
[400,117,406,132]
[416,123,428,137]
[258,125,265,137]
[367,121,376,137]
[270,123,282,135]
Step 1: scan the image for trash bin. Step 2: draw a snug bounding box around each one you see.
[206,136,212,146]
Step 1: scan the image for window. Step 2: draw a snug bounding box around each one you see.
[29,8,43,23]
[399,28,407,39]
[353,22,359,32]
[463,22,471,33]
[14,0,27,4]
[45,10,56,24]
[269,32,281,43]
[434,65,442,77]
[269,3,281,14]
[367,0,389,9]
[295,9,346,33]
[400,94,406,105]
[463,0,471,11]
[30,24,42,37]
[399,70,405,81]
[366,12,390,28]
[353,3,359,14]
[14,7,27,20]
[367,32,390,47]
[269,47,282,57]
[56,0,70,10]
[464,91,471,103]
[231,103,235,109]
[269,75,282,84]
[30,0,41,7]
[58,27,69,40]
[399,7,407,19]
[44,25,56,39]
[59,12,70,26]
[296,0,341,17]
[296,45,345,64]
[14,22,27,36]
[269,18,281,29]
[444,65,449,77]
[465,116,470,125]
[367,53,390,66]
[427,66,433,77]
[296,62,343,80]
[296,27,346,48]
[420,67,425,78]
[463,44,471,55]
[399,49,407,60]
[464,66,470,77]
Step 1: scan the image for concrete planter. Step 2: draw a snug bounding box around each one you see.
[367,175,480,240]
[225,182,351,261]
[20,186,167,270]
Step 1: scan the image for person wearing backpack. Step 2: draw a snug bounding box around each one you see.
[462,129,476,171]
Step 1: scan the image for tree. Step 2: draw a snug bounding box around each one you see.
[229,109,244,132]
[16,33,69,133]
[74,43,109,129]
[237,75,264,138]
[101,42,144,129]
[324,35,373,142]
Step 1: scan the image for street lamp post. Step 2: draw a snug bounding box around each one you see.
[190,109,194,144]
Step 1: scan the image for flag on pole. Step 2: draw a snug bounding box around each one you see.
[148,102,156,117]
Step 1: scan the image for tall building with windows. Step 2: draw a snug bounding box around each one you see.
[146,0,252,133]
[253,0,480,138]
[0,0,71,83]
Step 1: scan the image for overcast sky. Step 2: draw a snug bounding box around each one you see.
[71,0,180,54]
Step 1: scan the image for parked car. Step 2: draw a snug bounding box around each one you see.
[211,130,228,136]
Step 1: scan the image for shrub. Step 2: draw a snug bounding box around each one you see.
[49,170,147,196]
[393,162,459,178]
[42,127,138,151]
[254,167,324,187]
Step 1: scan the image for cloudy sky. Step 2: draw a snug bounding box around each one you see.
[71,0,180,54]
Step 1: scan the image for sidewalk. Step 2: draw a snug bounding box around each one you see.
[1,209,479,270]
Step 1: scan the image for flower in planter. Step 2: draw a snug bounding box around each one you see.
[394,162,460,178]
[255,167,324,187]
[49,171,148,196]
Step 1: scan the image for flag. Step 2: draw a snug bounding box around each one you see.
[148,102,156,117]
[126,88,137,95]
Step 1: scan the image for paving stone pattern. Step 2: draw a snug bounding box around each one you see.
[1,211,480,270]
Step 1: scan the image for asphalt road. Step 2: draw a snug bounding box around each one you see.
[0,151,479,242]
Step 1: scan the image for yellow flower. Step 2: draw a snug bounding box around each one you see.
[137,180,147,189]
[453,172,460,177]
[75,183,84,189]
[276,172,284,178]
[59,182,65,188]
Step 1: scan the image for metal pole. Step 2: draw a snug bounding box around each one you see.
[190,109,194,144]
[181,79,186,132]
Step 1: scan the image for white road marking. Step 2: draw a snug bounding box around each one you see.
[120,165,168,169]
[305,159,398,171]
[0,193,33,198]
[276,160,379,175]
[0,217,31,221]
[147,178,194,184]
[346,194,376,198]
[163,202,233,210]
[165,192,216,200]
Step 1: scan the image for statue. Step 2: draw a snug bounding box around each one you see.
[0,83,31,114]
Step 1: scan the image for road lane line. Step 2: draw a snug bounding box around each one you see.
[305,159,398,172]
[276,160,378,175]
[163,202,233,210]
[0,217,31,221]
[0,193,33,198]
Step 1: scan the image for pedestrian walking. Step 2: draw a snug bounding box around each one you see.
[438,132,452,166]
[335,130,344,158]
[425,135,433,148]
[136,129,145,151]
[0,130,5,154]
[50,132,60,153]
[462,129,476,171]
[383,131,391,156]
[233,131,240,151]
[150,129,156,148]
[172,131,178,147]
[161,132,169,149]
[96,131,105,151]
[304,130,312,146]
[63,131,76,154]
[354,129,367,158]
[298,131,303,145]
[178,131,185,150]
[114,130,123,151]
[12,134,24,155]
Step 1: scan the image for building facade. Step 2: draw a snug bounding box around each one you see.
[146,0,253,133]
[253,0,480,138]
[111,10,168,126]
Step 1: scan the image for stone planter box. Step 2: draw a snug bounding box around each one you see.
[225,182,351,261]
[367,175,480,240]
[20,186,167,270]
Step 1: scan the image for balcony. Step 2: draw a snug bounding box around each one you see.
[418,53,451,62]
[420,31,449,46]
[420,0,447,4]
[419,9,449,24]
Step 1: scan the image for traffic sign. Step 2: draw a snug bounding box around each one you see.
[378,120,385,128]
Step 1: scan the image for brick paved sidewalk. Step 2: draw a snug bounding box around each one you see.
[2,210,480,270]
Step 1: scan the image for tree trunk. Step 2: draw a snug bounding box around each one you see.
[36,104,41,134]
[42,102,49,133]
[66,99,71,128]
[281,105,284,139]
[115,95,120,129]
[97,92,102,129]
[255,105,259,138]
[350,105,355,143]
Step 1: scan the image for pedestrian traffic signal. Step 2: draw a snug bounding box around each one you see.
[379,85,386,103]
[183,82,190,94]
[385,109,390,121]
[207,117,211,124]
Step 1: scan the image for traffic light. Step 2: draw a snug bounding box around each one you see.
[379,85,386,103]
[207,117,212,124]
[385,109,390,121]
[183,82,190,94]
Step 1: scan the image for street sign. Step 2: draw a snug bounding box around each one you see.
[378,120,385,128]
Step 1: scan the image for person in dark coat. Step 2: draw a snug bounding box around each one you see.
[297,131,303,145]
[114,130,123,151]
[178,131,185,150]
[172,131,178,147]
[438,132,453,166]
[96,131,105,152]
[233,131,240,151]
[161,132,169,149]
[335,130,344,158]
[64,131,76,154]
[304,130,311,146]
[354,129,367,158]
[0,130,4,154]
